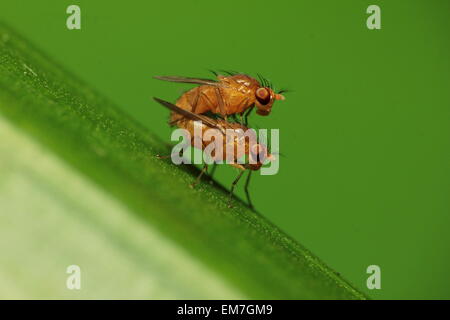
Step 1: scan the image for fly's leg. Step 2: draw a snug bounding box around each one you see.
[201,92,218,115]
[190,164,208,189]
[233,97,249,126]
[228,170,245,208]
[201,90,229,121]
[156,148,184,159]
[214,87,228,121]
[243,105,254,126]
[244,170,254,210]
[238,113,244,126]
[208,162,218,184]
[190,88,201,113]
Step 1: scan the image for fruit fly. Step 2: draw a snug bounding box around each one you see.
[153,97,275,209]
[154,71,286,126]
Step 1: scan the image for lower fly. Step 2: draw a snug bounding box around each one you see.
[153,97,275,209]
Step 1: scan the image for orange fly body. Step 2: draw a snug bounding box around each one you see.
[153,97,275,208]
[154,71,286,125]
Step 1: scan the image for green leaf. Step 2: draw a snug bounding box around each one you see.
[0,23,367,299]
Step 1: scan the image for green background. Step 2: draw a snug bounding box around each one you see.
[0,0,449,299]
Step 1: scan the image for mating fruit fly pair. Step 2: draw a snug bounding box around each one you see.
[153,71,286,208]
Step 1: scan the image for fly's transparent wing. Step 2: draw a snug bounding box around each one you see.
[154,76,221,87]
[153,97,225,133]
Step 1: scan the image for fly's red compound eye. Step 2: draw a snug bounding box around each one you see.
[250,144,268,164]
[256,88,271,105]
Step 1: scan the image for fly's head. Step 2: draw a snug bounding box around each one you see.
[254,87,285,116]
[246,143,276,170]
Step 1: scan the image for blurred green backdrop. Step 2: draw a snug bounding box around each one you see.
[0,0,449,299]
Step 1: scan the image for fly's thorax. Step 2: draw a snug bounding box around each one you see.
[216,74,257,114]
